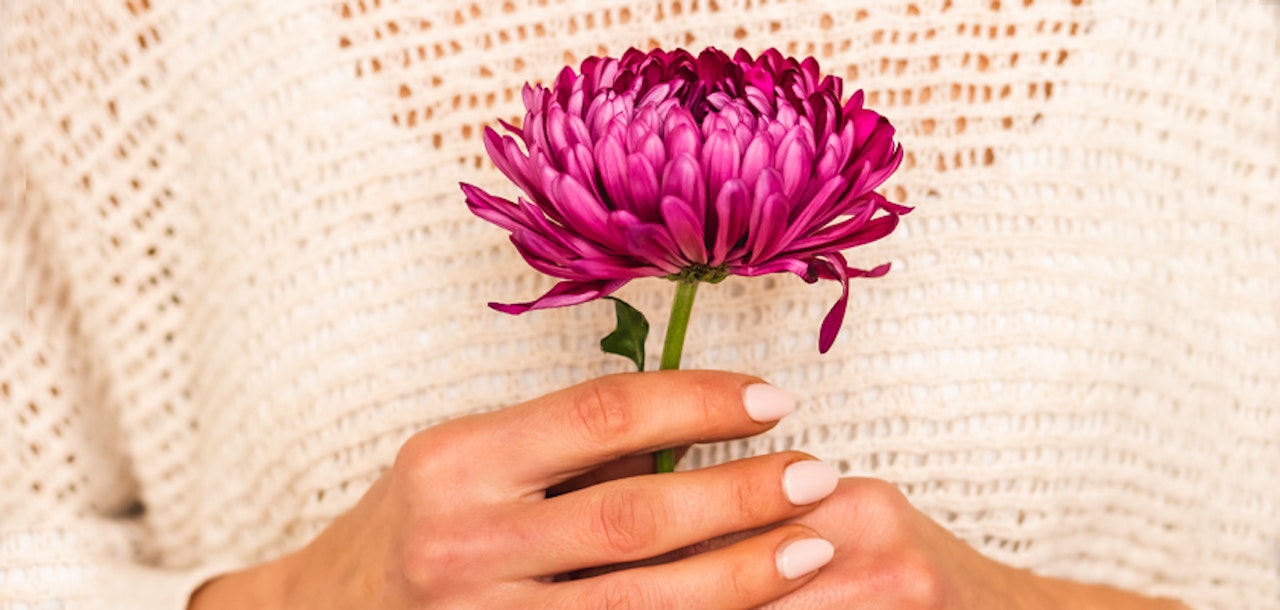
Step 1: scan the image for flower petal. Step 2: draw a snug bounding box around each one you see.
[483,127,538,197]
[701,128,741,204]
[665,123,702,160]
[661,154,707,223]
[783,213,899,259]
[746,191,789,264]
[549,173,612,243]
[730,257,810,278]
[779,175,846,243]
[740,132,774,188]
[711,179,749,266]
[490,278,629,314]
[811,253,850,354]
[625,153,662,219]
[595,134,633,212]
[568,257,666,278]
[660,195,708,264]
[609,210,684,273]
[510,232,582,280]
[777,129,815,201]
[461,183,525,233]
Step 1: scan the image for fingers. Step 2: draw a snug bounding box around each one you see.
[502,452,840,577]
[540,525,834,610]
[547,446,691,497]
[450,370,797,492]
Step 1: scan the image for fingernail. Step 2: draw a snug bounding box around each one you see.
[743,384,795,423]
[776,538,835,580]
[782,460,839,505]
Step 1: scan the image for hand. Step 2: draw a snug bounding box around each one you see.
[758,478,1190,610]
[189,371,844,610]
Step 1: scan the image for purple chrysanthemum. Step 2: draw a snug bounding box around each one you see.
[462,47,907,352]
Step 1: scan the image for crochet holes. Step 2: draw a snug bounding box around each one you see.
[875,0,1081,178]
[124,0,151,15]
[340,1,524,154]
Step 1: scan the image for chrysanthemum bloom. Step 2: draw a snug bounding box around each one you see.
[462,47,907,353]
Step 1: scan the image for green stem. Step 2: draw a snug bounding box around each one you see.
[655,280,699,473]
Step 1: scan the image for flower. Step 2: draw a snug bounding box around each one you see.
[461,47,908,352]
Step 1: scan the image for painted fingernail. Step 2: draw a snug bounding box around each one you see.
[743,384,795,423]
[782,460,839,505]
[776,538,835,580]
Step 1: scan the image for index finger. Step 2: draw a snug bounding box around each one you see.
[464,370,796,494]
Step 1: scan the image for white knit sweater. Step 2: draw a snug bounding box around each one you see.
[2,1,1277,608]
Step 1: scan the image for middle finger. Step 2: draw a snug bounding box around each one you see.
[499,451,840,578]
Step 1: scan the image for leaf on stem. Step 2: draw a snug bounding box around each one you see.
[600,297,649,371]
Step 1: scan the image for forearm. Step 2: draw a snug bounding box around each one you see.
[1029,569,1190,610]
[187,554,295,610]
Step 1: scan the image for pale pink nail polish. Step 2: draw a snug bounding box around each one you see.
[743,384,795,422]
[782,460,839,505]
[776,538,835,579]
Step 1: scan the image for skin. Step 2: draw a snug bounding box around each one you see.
[190,371,1191,610]
[190,371,834,609]
[738,479,1189,610]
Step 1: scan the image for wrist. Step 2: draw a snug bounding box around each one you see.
[1034,571,1190,610]
[187,552,299,610]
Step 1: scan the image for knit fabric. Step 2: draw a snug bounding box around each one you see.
[2,0,1277,608]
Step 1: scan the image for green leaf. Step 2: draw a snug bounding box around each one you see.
[600,297,649,371]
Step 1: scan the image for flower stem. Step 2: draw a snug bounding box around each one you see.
[655,280,699,473]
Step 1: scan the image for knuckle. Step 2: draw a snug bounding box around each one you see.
[848,478,908,520]
[393,431,439,474]
[687,375,717,417]
[727,469,772,523]
[719,559,757,602]
[393,418,476,477]
[589,486,658,557]
[589,577,649,610]
[569,378,635,444]
[396,531,450,591]
[398,516,500,594]
[682,373,725,428]
[894,552,947,608]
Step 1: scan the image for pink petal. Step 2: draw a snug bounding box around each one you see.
[568,257,666,278]
[546,105,572,155]
[510,233,581,280]
[609,211,684,273]
[660,195,708,264]
[625,153,662,219]
[740,133,774,188]
[779,175,846,243]
[461,183,525,233]
[515,197,604,258]
[483,127,536,197]
[777,130,814,201]
[811,253,850,354]
[637,132,667,175]
[701,129,742,204]
[731,257,810,278]
[490,278,629,315]
[661,154,707,223]
[563,144,597,192]
[594,134,632,211]
[665,123,701,160]
[549,173,612,243]
[783,214,899,259]
[711,179,749,266]
[746,191,789,264]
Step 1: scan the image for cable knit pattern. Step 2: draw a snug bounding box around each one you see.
[2,1,1277,608]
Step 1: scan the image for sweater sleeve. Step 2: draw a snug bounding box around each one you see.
[0,149,233,610]
[1,2,252,605]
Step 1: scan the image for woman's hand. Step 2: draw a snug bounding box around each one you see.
[189,371,843,610]
[758,478,1190,610]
